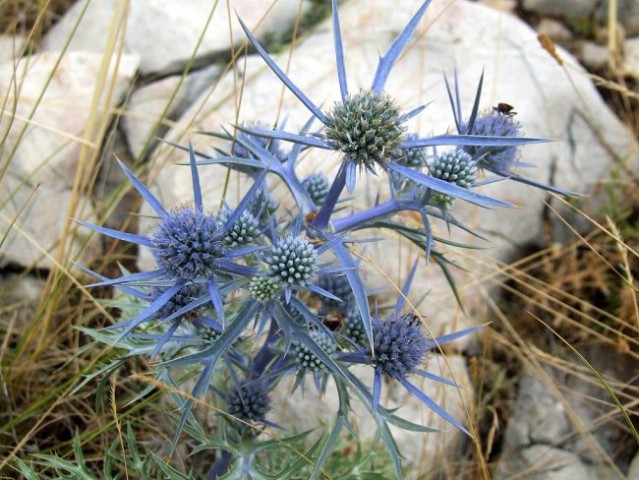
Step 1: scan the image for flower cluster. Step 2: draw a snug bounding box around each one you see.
[79,1,568,478]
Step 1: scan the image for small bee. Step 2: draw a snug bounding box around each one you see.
[493,102,516,117]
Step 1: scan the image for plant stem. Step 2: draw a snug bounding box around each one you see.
[332,199,401,232]
[312,161,347,230]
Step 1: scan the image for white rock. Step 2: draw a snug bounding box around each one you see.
[136,0,637,347]
[268,354,472,478]
[580,40,610,70]
[122,65,222,159]
[41,0,313,76]
[624,37,639,79]
[496,445,621,480]
[537,18,574,43]
[0,34,26,64]
[477,0,516,13]
[628,451,639,479]
[523,0,597,19]
[0,52,139,269]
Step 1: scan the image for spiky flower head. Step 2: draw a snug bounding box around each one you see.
[248,276,281,302]
[249,189,278,223]
[318,273,352,311]
[397,133,428,168]
[428,149,477,207]
[226,381,271,424]
[152,207,225,281]
[461,110,523,172]
[198,325,220,343]
[324,90,405,171]
[342,306,366,347]
[303,172,330,206]
[151,282,207,321]
[294,329,337,373]
[373,313,429,380]
[219,208,259,247]
[268,235,317,286]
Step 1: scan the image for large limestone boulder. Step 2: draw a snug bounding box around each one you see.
[0,52,139,269]
[41,0,313,76]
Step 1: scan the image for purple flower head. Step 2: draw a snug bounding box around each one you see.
[226,381,271,424]
[268,235,318,287]
[461,110,523,172]
[342,306,366,347]
[324,89,406,175]
[373,313,429,380]
[318,273,352,311]
[302,172,331,206]
[248,275,281,302]
[151,282,208,321]
[218,207,259,248]
[397,133,428,168]
[294,329,337,373]
[427,149,477,208]
[152,207,226,281]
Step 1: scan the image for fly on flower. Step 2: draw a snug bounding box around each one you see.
[493,102,516,116]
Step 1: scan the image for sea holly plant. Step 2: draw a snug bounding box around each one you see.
[79,1,568,478]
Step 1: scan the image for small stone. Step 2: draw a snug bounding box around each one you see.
[537,18,574,43]
[0,34,25,64]
[624,37,639,78]
[477,0,516,14]
[122,65,222,159]
[580,41,611,70]
[523,0,597,20]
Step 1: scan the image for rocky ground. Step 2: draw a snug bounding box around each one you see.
[1,0,638,478]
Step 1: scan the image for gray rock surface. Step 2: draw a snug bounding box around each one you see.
[496,344,637,479]
[523,0,598,19]
[0,52,139,269]
[41,0,312,76]
[136,0,638,345]
[496,444,623,480]
[0,34,25,64]
[580,40,610,70]
[596,0,639,37]
[122,65,222,159]
[625,37,639,78]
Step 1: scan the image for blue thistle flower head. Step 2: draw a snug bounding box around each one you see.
[342,306,366,347]
[151,282,207,321]
[249,188,278,224]
[248,275,281,302]
[226,381,271,424]
[324,89,406,174]
[302,172,331,206]
[151,207,226,281]
[461,110,523,172]
[197,324,221,343]
[294,329,337,373]
[397,133,428,168]
[427,149,477,208]
[373,313,429,381]
[268,235,317,286]
[318,273,352,311]
[219,207,259,247]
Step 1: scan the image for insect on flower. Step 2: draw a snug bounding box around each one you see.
[493,102,516,116]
